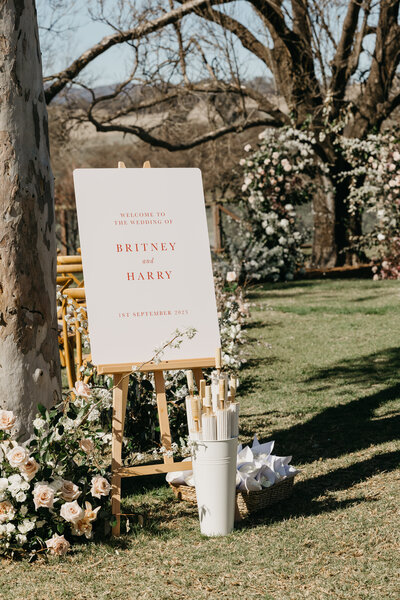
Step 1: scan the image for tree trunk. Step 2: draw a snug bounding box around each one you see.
[0,0,61,436]
[311,175,337,268]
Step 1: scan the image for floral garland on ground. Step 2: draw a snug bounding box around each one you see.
[0,385,113,558]
[227,127,323,282]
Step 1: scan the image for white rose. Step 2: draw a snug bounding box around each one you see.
[6,522,15,534]
[226,271,237,283]
[377,233,385,241]
[90,475,111,499]
[15,491,27,503]
[18,519,35,534]
[33,483,55,510]
[244,144,252,152]
[0,410,16,431]
[60,500,84,524]
[8,473,23,486]
[33,417,46,430]
[16,533,27,545]
[0,478,9,492]
[7,446,29,469]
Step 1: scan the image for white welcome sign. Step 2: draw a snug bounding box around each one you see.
[73,168,220,366]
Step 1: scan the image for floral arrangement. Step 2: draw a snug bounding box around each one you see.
[0,383,113,559]
[339,131,400,278]
[227,127,323,282]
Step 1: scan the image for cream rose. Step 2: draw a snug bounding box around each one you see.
[79,438,94,454]
[60,500,84,524]
[7,446,29,469]
[0,410,16,431]
[46,533,70,556]
[19,458,39,481]
[33,483,55,510]
[73,381,91,397]
[90,475,111,499]
[60,480,80,502]
[0,501,16,523]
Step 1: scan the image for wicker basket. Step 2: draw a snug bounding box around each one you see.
[170,475,295,521]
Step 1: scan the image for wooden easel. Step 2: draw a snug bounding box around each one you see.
[100,161,216,536]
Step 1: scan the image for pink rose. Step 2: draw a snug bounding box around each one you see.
[60,480,80,502]
[46,533,70,556]
[73,381,91,397]
[90,475,111,499]
[60,500,84,524]
[20,458,39,481]
[0,410,16,431]
[0,500,16,523]
[33,483,55,510]
[7,446,29,468]
[79,438,94,454]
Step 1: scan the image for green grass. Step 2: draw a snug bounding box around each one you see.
[1,279,400,600]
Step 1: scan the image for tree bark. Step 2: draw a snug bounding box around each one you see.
[0,0,61,436]
[311,175,337,268]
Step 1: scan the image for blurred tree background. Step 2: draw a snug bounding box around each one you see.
[38,0,400,267]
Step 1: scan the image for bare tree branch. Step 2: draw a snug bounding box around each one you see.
[346,0,373,80]
[44,0,232,104]
[351,0,400,135]
[86,107,281,151]
[330,0,363,106]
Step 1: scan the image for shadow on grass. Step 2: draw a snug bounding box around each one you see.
[105,449,400,544]
[239,449,400,529]
[306,346,400,388]
[261,383,400,464]
[240,347,400,464]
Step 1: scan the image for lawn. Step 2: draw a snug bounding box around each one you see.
[1,279,399,600]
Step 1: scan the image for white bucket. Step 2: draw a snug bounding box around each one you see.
[192,437,238,536]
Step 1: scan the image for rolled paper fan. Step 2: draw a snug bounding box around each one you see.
[184,473,195,487]
[272,455,292,480]
[256,465,276,488]
[252,435,275,458]
[285,464,300,478]
[237,471,262,492]
[237,445,254,468]
[166,458,192,486]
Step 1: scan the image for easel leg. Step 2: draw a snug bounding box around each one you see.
[154,370,174,465]
[111,372,129,536]
[192,368,204,391]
